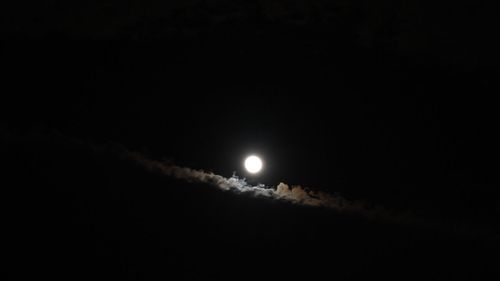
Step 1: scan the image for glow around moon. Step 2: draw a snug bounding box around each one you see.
[244,155,263,174]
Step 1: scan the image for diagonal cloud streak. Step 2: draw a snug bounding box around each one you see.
[122,150,421,227]
[121,150,499,242]
[3,129,492,241]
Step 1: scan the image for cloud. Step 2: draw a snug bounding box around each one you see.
[123,150,499,240]
[3,129,492,240]
[121,150,411,226]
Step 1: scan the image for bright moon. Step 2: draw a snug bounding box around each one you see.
[244,155,263,174]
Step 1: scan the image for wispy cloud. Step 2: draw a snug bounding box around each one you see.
[122,150,415,226]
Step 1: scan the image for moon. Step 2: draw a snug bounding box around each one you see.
[244,155,263,174]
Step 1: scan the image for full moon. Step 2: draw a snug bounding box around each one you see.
[244,155,263,174]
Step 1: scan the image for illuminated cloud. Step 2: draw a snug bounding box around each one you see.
[122,150,409,225]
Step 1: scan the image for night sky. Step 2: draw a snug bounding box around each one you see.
[2,1,499,280]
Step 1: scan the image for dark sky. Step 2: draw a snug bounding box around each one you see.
[3,0,499,218]
[2,1,499,280]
